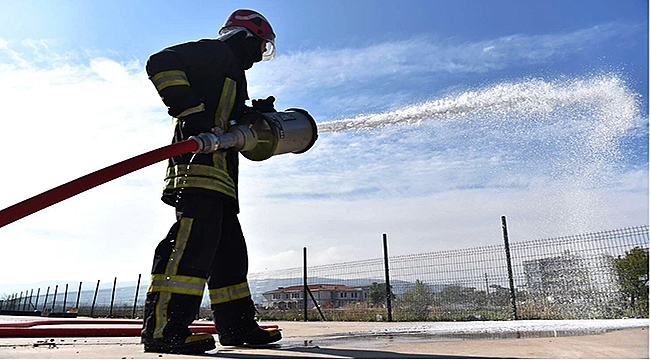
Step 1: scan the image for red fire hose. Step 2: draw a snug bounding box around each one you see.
[0,319,278,338]
[0,320,214,338]
[0,139,199,229]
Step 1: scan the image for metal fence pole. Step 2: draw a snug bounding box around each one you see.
[75,282,82,310]
[501,215,518,320]
[90,280,100,318]
[43,287,50,312]
[132,274,142,319]
[303,247,308,322]
[51,285,58,313]
[27,289,34,311]
[63,284,69,314]
[383,233,393,322]
[306,287,326,321]
[34,288,40,311]
[109,277,117,318]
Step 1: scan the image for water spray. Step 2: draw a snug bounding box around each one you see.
[312,75,643,234]
[0,109,318,229]
[317,75,640,134]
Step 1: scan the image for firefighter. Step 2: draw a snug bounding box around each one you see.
[140,9,281,354]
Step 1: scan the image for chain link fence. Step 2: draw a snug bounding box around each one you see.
[2,225,648,321]
[251,225,648,321]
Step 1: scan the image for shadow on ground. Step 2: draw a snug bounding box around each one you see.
[212,345,510,359]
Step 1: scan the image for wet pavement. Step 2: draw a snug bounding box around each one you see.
[0,316,647,358]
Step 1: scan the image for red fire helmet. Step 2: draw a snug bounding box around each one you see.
[219,9,276,61]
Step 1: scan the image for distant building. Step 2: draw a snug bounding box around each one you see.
[262,284,367,309]
[523,250,620,303]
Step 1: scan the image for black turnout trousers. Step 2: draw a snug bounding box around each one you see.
[141,194,257,342]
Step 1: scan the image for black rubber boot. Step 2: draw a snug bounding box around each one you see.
[142,333,216,354]
[212,297,281,346]
[218,327,282,346]
[141,292,209,354]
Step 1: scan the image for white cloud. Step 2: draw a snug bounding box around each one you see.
[247,22,642,99]
[0,27,646,287]
[0,41,172,285]
[243,177,648,273]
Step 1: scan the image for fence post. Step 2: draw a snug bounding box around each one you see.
[109,277,117,318]
[22,290,29,311]
[63,284,69,315]
[132,274,142,319]
[303,247,308,322]
[42,287,49,311]
[75,282,82,310]
[90,280,100,318]
[51,285,58,313]
[383,233,393,322]
[27,289,34,311]
[501,216,518,320]
[34,288,40,311]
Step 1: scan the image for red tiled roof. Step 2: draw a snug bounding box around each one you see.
[263,284,360,294]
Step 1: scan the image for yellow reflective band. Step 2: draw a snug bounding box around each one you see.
[152,218,194,339]
[177,103,205,118]
[150,274,206,285]
[215,78,237,128]
[148,274,206,296]
[212,151,226,174]
[165,218,192,275]
[151,70,190,92]
[151,70,187,83]
[164,176,236,199]
[166,164,234,187]
[155,79,190,92]
[154,291,170,339]
[209,282,251,305]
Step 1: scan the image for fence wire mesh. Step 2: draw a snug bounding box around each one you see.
[2,225,647,321]
[251,225,649,321]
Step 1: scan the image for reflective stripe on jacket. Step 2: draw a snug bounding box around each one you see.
[146,39,248,204]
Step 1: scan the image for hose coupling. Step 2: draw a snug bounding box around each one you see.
[190,129,222,153]
[190,126,256,153]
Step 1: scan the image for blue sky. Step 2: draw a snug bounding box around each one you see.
[0,0,647,291]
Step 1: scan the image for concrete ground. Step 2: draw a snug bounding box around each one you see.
[0,316,647,359]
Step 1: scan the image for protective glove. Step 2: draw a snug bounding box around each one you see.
[252,96,276,113]
[180,111,214,137]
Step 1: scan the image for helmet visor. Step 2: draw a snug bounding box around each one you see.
[262,40,276,61]
[219,26,276,61]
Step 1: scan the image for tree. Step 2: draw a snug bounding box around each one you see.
[436,284,471,305]
[368,282,394,307]
[614,247,649,315]
[398,280,435,320]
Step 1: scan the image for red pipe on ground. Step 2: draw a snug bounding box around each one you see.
[0,319,144,327]
[0,326,215,338]
[0,319,278,338]
[0,139,199,229]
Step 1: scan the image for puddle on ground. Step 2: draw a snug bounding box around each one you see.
[299,328,612,348]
